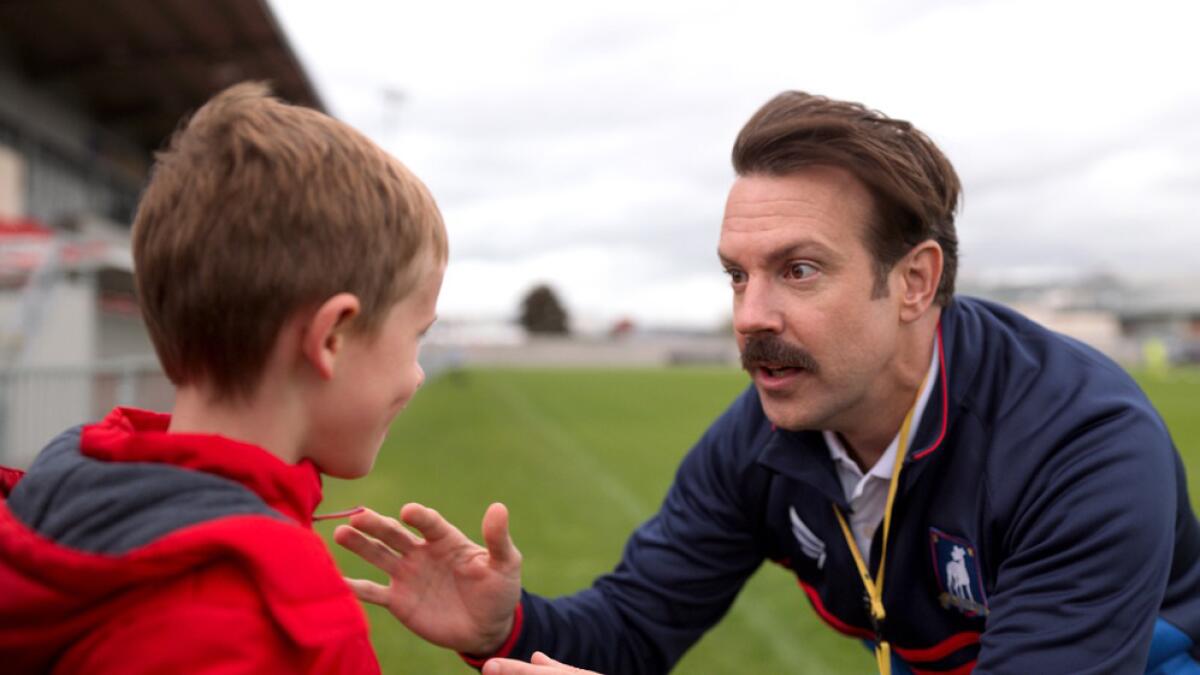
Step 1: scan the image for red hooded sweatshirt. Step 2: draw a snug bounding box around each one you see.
[0,407,380,674]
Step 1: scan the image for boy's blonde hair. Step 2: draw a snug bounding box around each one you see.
[133,82,447,399]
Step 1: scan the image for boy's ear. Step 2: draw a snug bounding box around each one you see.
[302,293,362,380]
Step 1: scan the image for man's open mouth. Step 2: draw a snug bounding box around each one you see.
[758,364,803,377]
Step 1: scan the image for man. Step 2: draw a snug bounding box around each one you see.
[335,92,1200,674]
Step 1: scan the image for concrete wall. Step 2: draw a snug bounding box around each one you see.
[0,144,23,218]
[98,310,155,360]
[0,275,96,464]
[0,269,163,467]
[1011,303,1132,362]
[21,275,96,366]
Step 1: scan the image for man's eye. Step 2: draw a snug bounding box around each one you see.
[724,268,746,284]
[785,262,818,280]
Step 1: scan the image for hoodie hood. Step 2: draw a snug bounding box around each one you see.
[0,410,363,672]
[0,467,21,496]
[6,426,284,555]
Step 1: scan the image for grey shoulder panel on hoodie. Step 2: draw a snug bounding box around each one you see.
[6,426,285,555]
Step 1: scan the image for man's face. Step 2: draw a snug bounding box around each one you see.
[719,166,903,432]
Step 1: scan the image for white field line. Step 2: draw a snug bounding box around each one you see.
[480,376,647,526]
[481,376,827,672]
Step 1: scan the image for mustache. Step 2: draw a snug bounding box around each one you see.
[740,335,820,374]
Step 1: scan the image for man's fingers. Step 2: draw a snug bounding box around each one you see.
[344,508,421,554]
[481,659,541,675]
[343,577,391,607]
[334,524,403,572]
[482,654,598,675]
[482,502,521,566]
[529,653,596,673]
[400,502,457,543]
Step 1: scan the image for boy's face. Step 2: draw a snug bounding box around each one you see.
[307,257,445,478]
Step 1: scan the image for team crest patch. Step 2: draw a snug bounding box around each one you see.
[929,528,989,617]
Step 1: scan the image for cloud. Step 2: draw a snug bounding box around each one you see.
[271,0,1200,327]
[442,245,731,328]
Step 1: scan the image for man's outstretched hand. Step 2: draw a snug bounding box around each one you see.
[334,502,522,656]
[484,652,603,675]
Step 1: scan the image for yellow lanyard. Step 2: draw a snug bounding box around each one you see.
[831,385,923,675]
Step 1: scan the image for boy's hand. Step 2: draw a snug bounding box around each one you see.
[483,652,602,675]
[334,502,522,655]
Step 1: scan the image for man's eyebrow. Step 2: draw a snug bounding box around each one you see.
[718,240,840,266]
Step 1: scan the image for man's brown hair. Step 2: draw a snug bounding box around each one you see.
[133,82,447,398]
[732,91,960,304]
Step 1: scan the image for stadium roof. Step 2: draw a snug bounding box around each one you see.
[0,0,323,154]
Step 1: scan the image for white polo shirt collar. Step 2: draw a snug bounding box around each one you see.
[822,337,940,560]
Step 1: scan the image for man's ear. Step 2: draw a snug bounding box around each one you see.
[896,240,943,323]
[301,293,361,380]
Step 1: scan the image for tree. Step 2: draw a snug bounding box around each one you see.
[519,284,569,335]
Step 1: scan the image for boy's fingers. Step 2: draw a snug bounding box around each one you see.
[482,502,520,566]
[343,577,391,607]
[334,525,403,572]
[345,509,420,554]
[400,502,457,543]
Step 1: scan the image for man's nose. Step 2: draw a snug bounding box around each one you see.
[733,278,783,335]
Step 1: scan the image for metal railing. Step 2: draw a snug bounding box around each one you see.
[0,348,462,469]
[0,355,170,468]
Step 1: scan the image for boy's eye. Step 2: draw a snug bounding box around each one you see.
[785,262,818,280]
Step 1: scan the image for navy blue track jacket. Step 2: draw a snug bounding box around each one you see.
[498,297,1200,674]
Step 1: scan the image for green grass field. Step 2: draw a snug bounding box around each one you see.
[318,366,1200,674]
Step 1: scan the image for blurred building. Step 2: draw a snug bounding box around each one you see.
[1113,287,1200,365]
[423,317,739,370]
[0,0,322,466]
[961,273,1200,366]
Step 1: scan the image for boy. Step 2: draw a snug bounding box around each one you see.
[0,82,447,673]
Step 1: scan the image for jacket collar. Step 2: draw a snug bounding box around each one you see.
[758,428,850,509]
[80,407,323,525]
[906,321,950,464]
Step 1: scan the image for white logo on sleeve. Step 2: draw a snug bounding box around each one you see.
[789,506,826,570]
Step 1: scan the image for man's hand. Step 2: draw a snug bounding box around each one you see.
[483,652,603,675]
[333,502,522,655]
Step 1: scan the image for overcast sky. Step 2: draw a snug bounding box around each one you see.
[271,0,1200,330]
